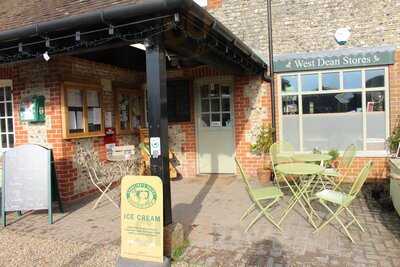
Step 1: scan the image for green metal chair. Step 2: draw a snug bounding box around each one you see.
[314,161,373,243]
[270,142,294,190]
[323,144,357,191]
[235,158,283,232]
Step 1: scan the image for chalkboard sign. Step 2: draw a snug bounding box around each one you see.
[2,144,54,226]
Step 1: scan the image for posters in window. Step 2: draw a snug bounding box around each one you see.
[87,91,99,107]
[67,90,83,107]
[93,108,102,124]
[105,112,112,128]
[68,111,83,130]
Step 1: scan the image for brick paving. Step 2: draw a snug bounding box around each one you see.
[1,176,400,266]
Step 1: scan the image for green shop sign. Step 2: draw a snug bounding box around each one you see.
[274,46,396,73]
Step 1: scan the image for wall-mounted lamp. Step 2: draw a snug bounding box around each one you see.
[335,27,351,45]
[43,51,50,61]
[130,43,146,51]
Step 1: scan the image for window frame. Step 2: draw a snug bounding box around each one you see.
[0,80,14,151]
[278,66,390,156]
[114,88,145,135]
[61,82,105,139]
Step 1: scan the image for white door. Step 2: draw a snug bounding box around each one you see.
[196,80,235,174]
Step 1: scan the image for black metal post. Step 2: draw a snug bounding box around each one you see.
[145,37,172,226]
[267,0,277,142]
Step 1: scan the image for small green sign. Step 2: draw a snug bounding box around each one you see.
[274,46,395,73]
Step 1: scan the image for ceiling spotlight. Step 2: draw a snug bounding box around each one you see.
[130,43,146,51]
[75,31,81,41]
[43,51,50,61]
[108,25,114,35]
[45,38,51,48]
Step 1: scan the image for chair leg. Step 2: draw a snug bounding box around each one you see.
[314,202,343,233]
[345,207,365,232]
[240,203,256,221]
[314,202,355,243]
[245,198,281,232]
[93,181,119,210]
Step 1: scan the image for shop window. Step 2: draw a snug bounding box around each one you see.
[343,71,362,89]
[0,83,14,149]
[62,82,104,139]
[301,73,318,92]
[282,95,298,115]
[322,72,340,90]
[280,67,388,153]
[281,75,298,93]
[115,89,145,135]
[167,80,191,123]
[302,93,362,114]
[366,69,385,88]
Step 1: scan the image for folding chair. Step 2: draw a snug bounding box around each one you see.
[86,161,122,210]
[314,161,373,243]
[270,142,294,190]
[235,158,283,232]
[323,144,357,191]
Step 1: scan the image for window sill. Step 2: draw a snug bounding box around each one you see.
[355,150,390,157]
[295,150,390,157]
[63,132,105,140]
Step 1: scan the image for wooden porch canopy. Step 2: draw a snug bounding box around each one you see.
[0,0,268,225]
[0,0,267,74]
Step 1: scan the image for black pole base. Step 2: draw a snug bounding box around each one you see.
[116,257,171,267]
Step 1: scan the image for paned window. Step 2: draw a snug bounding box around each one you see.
[0,83,14,149]
[62,82,104,139]
[280,67,388,153]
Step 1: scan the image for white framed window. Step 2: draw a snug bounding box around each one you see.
[0,80,14,151]
[279,67,389,155]
[199,83,233,128]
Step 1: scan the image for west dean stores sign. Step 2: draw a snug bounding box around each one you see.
[274,46,395,72]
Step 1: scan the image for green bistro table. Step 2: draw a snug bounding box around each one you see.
[276,163,324,229]
[292,153,332,164]
[292,153,334,192]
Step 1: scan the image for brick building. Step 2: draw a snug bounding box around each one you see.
[0,0,398,203]
[208,0,400,180]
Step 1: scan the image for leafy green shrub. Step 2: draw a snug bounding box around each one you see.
[250,124,275,155]
[387,126,400,154]
[326,149,340,168]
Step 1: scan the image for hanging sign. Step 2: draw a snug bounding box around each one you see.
[274,46,395,72]
[119,176,165,265]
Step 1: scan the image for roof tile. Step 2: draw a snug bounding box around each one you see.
[0,0,141,32]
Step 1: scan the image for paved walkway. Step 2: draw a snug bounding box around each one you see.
[0,175,399,266]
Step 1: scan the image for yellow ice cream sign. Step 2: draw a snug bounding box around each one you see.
[120,176,163,263]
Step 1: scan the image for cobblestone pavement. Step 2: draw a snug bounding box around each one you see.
[0,176,399,266]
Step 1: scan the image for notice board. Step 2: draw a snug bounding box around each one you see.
[2,144,55,226]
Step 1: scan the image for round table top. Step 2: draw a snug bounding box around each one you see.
[276,163,324,175]
[292,153,332,162]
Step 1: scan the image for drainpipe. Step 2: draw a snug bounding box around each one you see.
[267,0,276,141]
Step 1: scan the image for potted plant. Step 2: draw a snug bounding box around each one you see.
[327,149,340,168]
[250,124,275,184]
[387,126,400,156]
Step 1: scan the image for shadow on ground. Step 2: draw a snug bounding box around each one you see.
[172,174,218,237]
